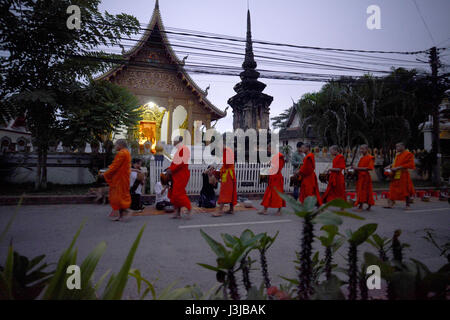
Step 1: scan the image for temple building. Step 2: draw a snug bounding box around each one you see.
[96,0,226,152]
[228,10,273,131]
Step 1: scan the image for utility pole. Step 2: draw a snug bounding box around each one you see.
[429,47,441,187]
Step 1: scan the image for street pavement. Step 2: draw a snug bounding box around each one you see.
[0,198,449,299]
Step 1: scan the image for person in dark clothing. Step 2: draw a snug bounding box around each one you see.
[130,158,145,212]
[291,141,305,200]
[198,166,218,208]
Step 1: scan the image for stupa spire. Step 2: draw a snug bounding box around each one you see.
[242,10,257,71]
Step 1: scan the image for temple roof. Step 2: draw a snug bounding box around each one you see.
[228,10,273,106]
[96,0,226,119]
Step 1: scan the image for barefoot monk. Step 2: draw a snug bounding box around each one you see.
[322,145,346,203]
[101,139,132,221]
[259,143,286,216]
[298,143,322,206]
[167,136,192,219]
[353,145,375,211]
[384,142,415,210]
[213,147,237,217]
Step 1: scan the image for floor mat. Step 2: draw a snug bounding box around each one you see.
[132,203,257,216]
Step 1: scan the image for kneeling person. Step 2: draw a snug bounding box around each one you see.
[155,178,172,211]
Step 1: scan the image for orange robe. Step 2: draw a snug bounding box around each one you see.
[103,148,131,211]
[322,154,346,203]
[299,153,323,205]
[355,155,375,206]
[168,144,191,210]
[389,151,415,201]
[218,147,237,205]
[261,152,286,208]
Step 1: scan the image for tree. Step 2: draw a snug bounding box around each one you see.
[60,80,142,150]
[293,68,440,165]
[271,106,292,130]
[0,0,139,189]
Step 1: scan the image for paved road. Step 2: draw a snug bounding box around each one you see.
[0,199,449,299]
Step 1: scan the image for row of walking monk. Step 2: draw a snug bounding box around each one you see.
[99,137,416,221]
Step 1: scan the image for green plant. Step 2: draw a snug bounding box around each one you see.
[254,232,279,291]
[222,229,264,295]
[364,250,450,300]
[42,223,145,300]
[345,223,378,300]
[0,250,53,300]
[421,228,450,263]
[366,233,392,262]
[0,198,53,300]
[317,225,345,281]
[278,193,361,300]
[198,229,259,300]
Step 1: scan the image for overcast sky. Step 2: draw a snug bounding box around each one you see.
[99,0,450,133]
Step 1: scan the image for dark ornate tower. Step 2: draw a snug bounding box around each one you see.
[228,10,273,131]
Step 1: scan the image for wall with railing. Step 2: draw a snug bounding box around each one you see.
[147,160,331,195]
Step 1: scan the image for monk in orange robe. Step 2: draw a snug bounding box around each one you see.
[353,144,375,211]
[322,145,346,203]
[167,136,191,219]
[298,143,323,206]
[101,139,132,222]
[384,142,415,210]
[259,144,286,215]
[213,147,237,217]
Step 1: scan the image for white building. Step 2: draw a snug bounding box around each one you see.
[279,107,318,151]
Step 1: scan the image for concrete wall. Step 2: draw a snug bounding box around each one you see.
[2,153,96,185]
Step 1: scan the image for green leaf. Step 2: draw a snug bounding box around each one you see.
[0,197,22,245]
[102,225,146,300]
[71,241,107,299]
[221,233,237,248]
[311,275,345,300]
[94,269,111,292]
[43,222,85,300]
[197,263,223,272]
[277,192,306,216]
[320,198,353,211]
[312,211,343,226]
[200,229,227,258]
[349,223,378,246]
[332,210,365,220]
[372,234,384,247]
[0,245,14,299]
[321,225,339,236]
[303,196,317,211]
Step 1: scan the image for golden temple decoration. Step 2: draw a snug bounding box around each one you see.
[132,102,168,153]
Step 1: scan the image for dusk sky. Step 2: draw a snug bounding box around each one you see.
[99,0,450,133]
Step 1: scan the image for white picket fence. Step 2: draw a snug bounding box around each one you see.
[148,160,330,195]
